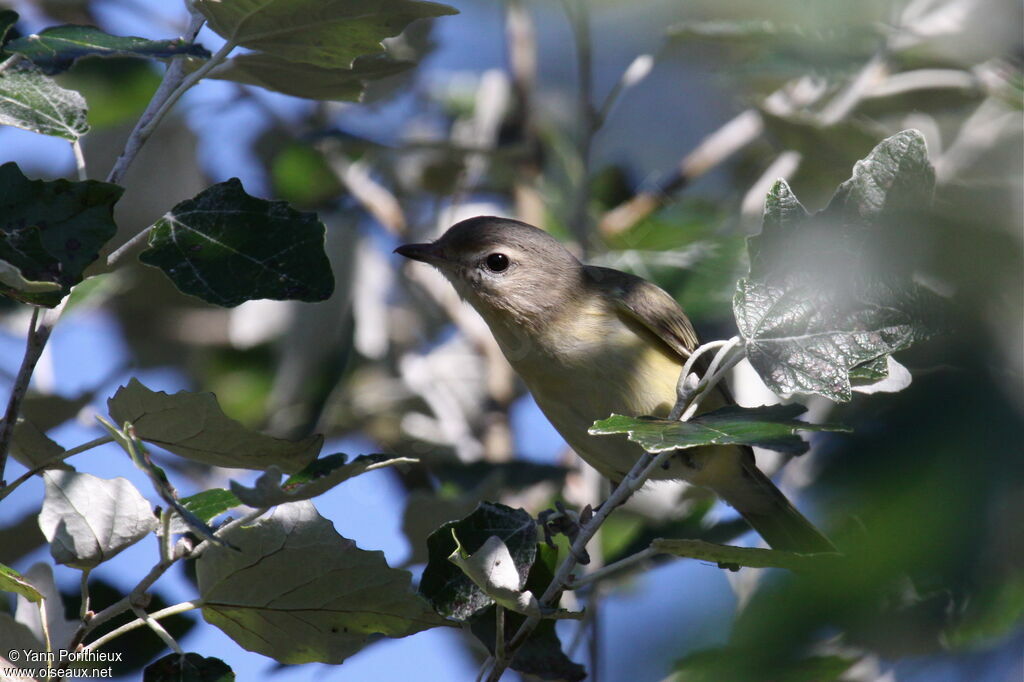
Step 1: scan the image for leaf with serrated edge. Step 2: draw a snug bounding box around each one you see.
[230,454,416,507]
[209,52,412,101]
[0,61,88,139]
[591,404,849,455]
[139,178,334,307]
[418,502,537,621]
[0,162,122,306]
[108,378,321,474]
[7,26,211,75]
[197,500,446,664]
[0,563,43,602]
[143,652,234,682]
[39,471,158,569]
[194,0,457,69]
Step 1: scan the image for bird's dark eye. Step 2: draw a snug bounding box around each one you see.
[485,253,510,272]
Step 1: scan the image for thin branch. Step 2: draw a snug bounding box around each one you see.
[649,538,840,571]
[0,435,115,502]
[105,226,154,268]
[598,109,764,236]
[105,10,213,186]
[71,139,88,181]
[82,601,201,652]
[0,308,56,485]
[131,603,183,655]
[0,53,24,75]
[567,547,657,590]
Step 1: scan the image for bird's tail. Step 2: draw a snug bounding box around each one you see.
[715,453,835,553]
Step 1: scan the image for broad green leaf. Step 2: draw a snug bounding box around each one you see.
[590,404,850,455]
[7,417,71,471]
[469,544,585,682]
[735,131,941,401]
[143,652,234,682]
[675,648,856,682]
[0,162,122,306]
[139,178,334,307]
[6,26,211,75]
[39,470,158,569]
[194,0,457,69]
[179,489,242,524]
[825,129,935,226]
[230,453,415,507]
[0,562,43,602]
[0,60,88,139]
[108,378,322,474]
[197,501,446,664]
[210,52,412,100]
[419,502,537,621]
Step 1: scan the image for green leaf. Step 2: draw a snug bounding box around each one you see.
[675,648,857,682]
[194,0,457,68]
[0,562,43,602]
[825,129,935,226]
[6,26,211,75]
[0,162,122,306]
[0,60,89,139]
[210,52,412,101]
[469,544,585,682]
[179,489,242,524]
[6,417,71,471]
[197,501,446,664]
[590,404,849,455]
[107,378,322,474]
[734,131,942,401]
[39,470,158,569]
[418,502,537,621]
[139,178,334,307]
[230,453,415,507]
[143,653,234,682]
[0,258,63,294]
[651,538,840,570]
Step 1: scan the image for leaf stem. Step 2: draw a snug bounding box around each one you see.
[82,601,201,652]
[71,139,88,181]
[0,308,57,487]
[79,569,91,622]
[0,435,115,502]
[104,10,216,187]
[566,547,657,589]
[131,603,183,655]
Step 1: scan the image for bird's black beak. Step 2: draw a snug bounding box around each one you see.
[394,242,444,264]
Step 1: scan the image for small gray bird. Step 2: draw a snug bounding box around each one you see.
[397,216,833,552]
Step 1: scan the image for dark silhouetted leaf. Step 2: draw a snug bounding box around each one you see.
[6,26,210,74]
[194,0,457,69]
[139,178,334,307]
[143,653,234,682]
[0,162,121,306]
[108,378,322,474]
[197,501,445,664]
[210,52,412,100]
[591,404,849,455]
[230,453,414,507]
[419,502,536,621]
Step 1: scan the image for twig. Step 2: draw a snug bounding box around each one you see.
[0,308,57,486]
[71,140,88,181]
[105,226,154,268]
[131,603,183,655]
[648,538,840,571]
[79,570,91,622]
[82,601,201,652]
[0,53,24,75]
[567,547,657,590]
[105,10,209,186]
[0,435,115,502]
[598,109,764,236]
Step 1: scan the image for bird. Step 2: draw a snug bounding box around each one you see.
[396,216,833,552]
